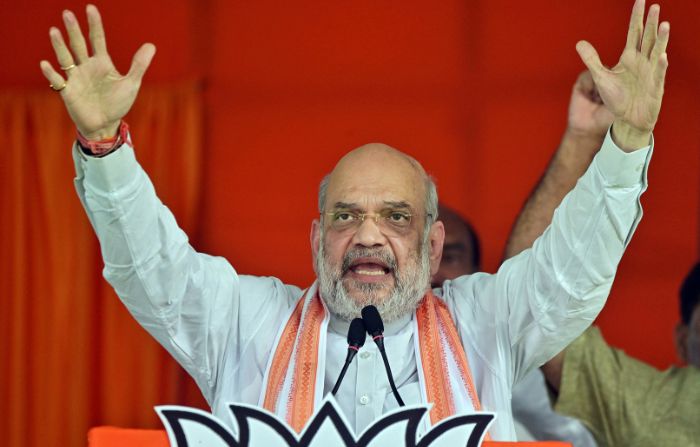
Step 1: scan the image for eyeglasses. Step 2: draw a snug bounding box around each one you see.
[323,209,427,236]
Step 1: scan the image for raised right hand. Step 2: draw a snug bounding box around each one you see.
[39,5,156,140]
[575,0,669,151]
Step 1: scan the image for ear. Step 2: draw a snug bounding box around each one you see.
[428,220,445,276]
[674,323,689,363]
[310,218,321,275]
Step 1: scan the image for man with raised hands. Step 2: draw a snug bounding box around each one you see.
[41,1,669,441]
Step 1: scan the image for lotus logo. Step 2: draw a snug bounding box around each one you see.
[156,398,494,447]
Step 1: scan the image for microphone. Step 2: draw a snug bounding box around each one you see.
[331,318,367,396]
[361,305,405,406]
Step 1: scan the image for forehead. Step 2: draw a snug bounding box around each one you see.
[325,146,426,210]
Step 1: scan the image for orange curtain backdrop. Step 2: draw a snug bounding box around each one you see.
[0,82,206,447]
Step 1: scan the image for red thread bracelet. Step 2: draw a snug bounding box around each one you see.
[77,121,132,156]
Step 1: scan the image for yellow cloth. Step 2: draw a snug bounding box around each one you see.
[555,327,700,446]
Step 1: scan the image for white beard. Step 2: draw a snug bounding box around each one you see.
[317,229,431,323]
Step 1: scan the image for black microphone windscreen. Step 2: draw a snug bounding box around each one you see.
[348,318,367,347]
[361,305,384,335]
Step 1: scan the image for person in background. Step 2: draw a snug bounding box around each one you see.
[502,33,700,447]
[430,204,481,286]
[540,266,700,446]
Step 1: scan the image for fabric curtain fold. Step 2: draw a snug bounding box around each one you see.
[0,82,206,447]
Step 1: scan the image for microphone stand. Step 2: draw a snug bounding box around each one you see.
[373,334,405,406]
[331,318,367,396]
[362,305,405,406]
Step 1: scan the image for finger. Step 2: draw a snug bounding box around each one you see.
[653,52,669,89]
[62,10,90,63]
[576,41,605,75]
[49,27,75,69]
[576,70,595,92]
[640,4,659,57]
[86,4,108,55]
[127,43,157,82]
[592,90,603,105]
[39,60,67,92]
[575,71,605,105]
[650,21,670,64]
[625,0,646,51]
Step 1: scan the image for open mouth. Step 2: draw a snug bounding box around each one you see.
[350,263,391,276]
[345,257,393,278]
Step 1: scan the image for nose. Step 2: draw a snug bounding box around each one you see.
[352,215,387,247]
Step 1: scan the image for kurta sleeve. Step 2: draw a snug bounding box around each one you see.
[72,143,295,404]
[445,127,652,387]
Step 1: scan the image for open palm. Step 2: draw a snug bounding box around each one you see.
[40,5,155,140]
[576,0,669,149]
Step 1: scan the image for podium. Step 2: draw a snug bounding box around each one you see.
[87,427,573,446]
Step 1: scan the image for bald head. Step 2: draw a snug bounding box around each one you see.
[318,143,437,228]
[335,142,429,179]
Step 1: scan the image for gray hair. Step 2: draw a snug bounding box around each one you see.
[318,174,331,214]
[318,173,439,237]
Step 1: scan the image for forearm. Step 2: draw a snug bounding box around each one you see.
[73,143,191,311]
[494,130,650,379]
[72,143,238,391]
[503,129,604,260]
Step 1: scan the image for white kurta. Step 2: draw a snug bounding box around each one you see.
[72,129,651,440]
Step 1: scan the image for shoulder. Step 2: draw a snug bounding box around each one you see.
[236,274,304,322]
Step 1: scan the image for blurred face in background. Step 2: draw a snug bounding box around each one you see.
[678,304,700,368]
[431,206,479,288]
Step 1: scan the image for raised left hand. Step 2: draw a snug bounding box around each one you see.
[576,0,669,151]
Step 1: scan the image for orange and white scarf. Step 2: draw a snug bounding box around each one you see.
[259,282,485,434]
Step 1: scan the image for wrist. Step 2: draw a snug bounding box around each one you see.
[554,127,605,171]
[611,120,652,152]
[79,121,121,141]
[77,121,132,156]
[563,125,608,142]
